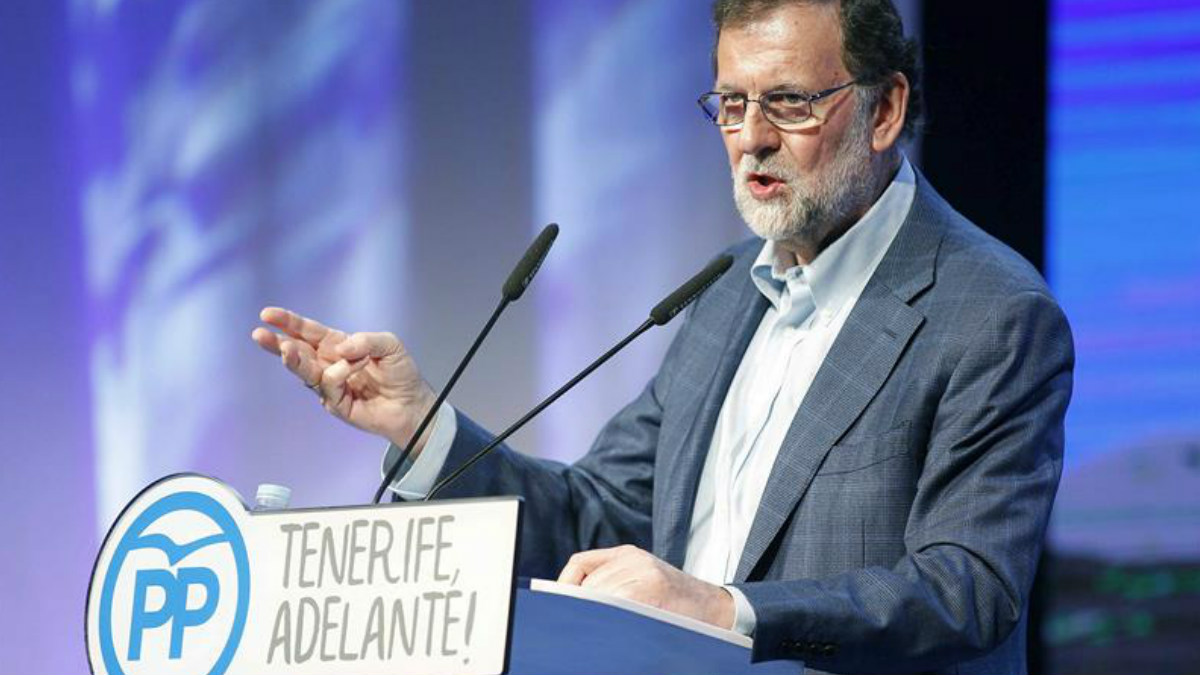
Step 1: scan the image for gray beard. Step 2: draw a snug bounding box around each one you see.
[732,106,877,249]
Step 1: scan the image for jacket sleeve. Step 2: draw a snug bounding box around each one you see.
[733,290,1074,673]
[422,314,695,580]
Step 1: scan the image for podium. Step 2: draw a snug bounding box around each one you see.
[510,580,803,675]
[86,474,804,675]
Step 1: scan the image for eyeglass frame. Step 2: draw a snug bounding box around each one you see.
[696,80,858,129]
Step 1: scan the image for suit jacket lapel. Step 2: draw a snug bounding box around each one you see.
[733,179,946,582]
[654,269,768,568]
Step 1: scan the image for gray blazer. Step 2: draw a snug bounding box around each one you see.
[428,172,1074,674]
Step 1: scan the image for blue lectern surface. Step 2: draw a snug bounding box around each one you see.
[508,581,804,675]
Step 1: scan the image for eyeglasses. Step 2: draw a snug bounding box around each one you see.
[697,81,857,129]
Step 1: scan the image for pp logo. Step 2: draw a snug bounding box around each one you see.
[97,491,250,675]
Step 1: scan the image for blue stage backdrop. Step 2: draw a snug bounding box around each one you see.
[71,0,415,538]
[1045,0,1200,672]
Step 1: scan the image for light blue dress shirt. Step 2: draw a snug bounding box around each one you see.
[684,158,915,634]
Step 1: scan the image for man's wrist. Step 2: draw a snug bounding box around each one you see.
[711,585,737,630]
[724,585,757,637]
[382,402,458,499]
[386,388,439,457]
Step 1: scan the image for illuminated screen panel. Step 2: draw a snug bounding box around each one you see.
[1047,1,1200,671]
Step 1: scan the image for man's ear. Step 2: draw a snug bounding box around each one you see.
[871,71,910,153]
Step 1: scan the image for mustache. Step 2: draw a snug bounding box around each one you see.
[735,154,799,182]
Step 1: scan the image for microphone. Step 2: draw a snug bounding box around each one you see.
[372,223,559,504]
[424,253,734,501]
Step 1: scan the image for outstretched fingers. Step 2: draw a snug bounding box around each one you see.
[252,327,323,385]
[260,306,334,346]
[251,327,283,355]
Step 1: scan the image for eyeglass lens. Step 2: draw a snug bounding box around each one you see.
[703,93,814,126]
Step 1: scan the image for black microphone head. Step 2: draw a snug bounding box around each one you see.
[649,254,733,326]
[502,223,559,302]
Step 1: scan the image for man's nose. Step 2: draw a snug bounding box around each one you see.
[737,103,781,156]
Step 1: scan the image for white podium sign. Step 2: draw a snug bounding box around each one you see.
[86,474,522,675]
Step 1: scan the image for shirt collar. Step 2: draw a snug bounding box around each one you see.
[751,156,916,323]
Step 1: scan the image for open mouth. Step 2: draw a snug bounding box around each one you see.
[746,172,786,197]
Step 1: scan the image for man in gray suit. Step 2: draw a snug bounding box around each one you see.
[253,1,1073,672]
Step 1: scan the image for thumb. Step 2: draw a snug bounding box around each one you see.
[337,332,402,361]
[557,547,624,585]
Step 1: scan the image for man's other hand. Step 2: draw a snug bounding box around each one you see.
[557,545,735,630]
[251,307,437,453]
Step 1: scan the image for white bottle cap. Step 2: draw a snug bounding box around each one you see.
[255,483,292,510]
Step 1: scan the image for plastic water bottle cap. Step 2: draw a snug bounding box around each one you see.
[255,483,292,510]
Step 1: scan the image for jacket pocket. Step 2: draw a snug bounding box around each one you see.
[816,421,913,476]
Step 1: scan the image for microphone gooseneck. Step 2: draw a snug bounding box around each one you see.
[424,254,733,501]
[371,223,559,504]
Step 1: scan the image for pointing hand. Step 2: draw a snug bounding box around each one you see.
[252,307,438,453]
